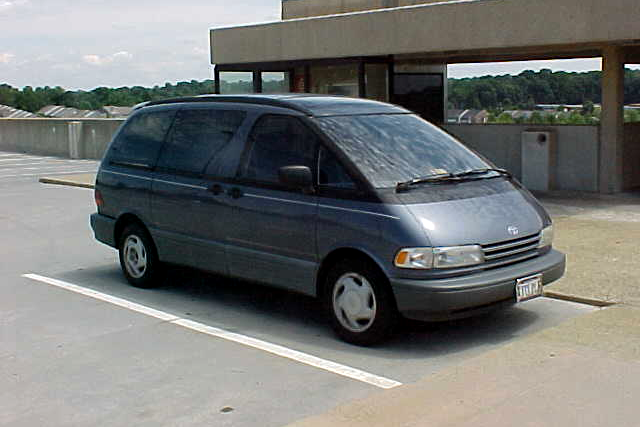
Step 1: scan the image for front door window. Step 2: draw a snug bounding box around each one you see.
[242,115,317,186]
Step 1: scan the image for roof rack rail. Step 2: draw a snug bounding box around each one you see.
[138,95,314,115]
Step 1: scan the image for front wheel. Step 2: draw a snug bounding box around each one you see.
[325,259,398,346]
[118,223,160,288]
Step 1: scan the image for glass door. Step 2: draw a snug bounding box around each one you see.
[392,73,445,124]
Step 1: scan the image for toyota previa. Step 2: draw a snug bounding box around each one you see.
[91,94,565,345]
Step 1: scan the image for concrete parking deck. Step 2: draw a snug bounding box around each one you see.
[31,170,640,427]
[287,305,640,427]
[541,192,640,307]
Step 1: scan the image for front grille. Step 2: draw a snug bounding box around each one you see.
[481,233,541,270]
[417,232,543,279]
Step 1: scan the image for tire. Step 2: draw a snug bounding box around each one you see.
[118,223,160,288]
[324,258,398,346]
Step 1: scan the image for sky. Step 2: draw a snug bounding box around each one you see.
[1,0,638,91]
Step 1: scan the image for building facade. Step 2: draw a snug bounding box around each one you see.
[210,0,640,192]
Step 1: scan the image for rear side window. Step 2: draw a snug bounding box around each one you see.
[110,110,176,167]
[242,115,317,184]
[156,108,246,176]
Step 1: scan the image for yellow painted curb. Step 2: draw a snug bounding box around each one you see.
[39,177,95,189]
[544,290,616,307]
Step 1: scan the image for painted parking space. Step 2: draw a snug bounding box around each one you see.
[0,151,98,183]
[23,273,402,389]
[31,262,600,386]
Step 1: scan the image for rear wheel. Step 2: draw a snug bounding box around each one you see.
[325,259,398,346]
[118,223,160,288]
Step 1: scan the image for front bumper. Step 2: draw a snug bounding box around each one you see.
[390,249,566,321]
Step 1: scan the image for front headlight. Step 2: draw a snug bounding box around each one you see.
[394,248,434,269]
[433,245,485,269]
[539,225,554,248]
[395,245,484,270]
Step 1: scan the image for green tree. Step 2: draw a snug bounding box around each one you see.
[496,112,515,124]
[625,109,640,123]
[582,100,595,116]
[567,112,587,125]
[15,87,42,112]
[530,111,545,124]
[0,84,18,106]
[544,113,558,125]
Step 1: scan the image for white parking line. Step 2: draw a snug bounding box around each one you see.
[0,165,97,173]
[0,154,96,162]
[0,159,56,163]
[22,273,403,390]
[0,170,97,179]
[0,160,92,166]
[0,154,55,160]
[23,274,179,321]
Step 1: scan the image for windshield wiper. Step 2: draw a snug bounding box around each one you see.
[395,168,511,193]
[396,173,455,192]
[452,168,512,180]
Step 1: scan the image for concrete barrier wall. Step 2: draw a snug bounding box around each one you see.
[79,120,125,159]
[0,119,71,157]
[0,118,124,160]
[624,123,640,190]
[443,124,600,192]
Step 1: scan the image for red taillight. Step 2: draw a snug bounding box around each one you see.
[94,189,104,208]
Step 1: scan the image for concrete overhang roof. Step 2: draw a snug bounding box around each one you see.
[210,0,640,66]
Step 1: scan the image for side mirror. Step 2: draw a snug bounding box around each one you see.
[278,165,313,190]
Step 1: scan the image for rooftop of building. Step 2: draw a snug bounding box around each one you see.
[0,105,37,118]
[38,105,107,119]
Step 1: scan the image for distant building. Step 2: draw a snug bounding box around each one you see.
[537,104,584,112]
[0,104,37,118]
[38,105,107,119]
[101,105,133,118]
[447,109,488,124]
[503,110,535,120]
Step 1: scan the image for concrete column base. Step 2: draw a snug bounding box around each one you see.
[68,121,83,159]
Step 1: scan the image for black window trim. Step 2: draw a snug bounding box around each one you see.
[316,145,358,191]
[236,113,320,194]
[108,160,154,171]
[304,118,381,202]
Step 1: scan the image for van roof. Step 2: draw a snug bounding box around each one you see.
[136,94,411,117]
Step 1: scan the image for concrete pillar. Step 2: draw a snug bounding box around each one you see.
[68,121,83,159]
[442,64,449,124]
[599,46,625,193]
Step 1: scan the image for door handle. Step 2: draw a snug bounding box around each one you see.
[227,187,243,199]
[208,184,223,195]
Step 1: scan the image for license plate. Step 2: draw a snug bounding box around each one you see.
[516,274,543,302]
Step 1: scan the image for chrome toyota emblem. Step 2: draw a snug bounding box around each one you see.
[508,226,520,236]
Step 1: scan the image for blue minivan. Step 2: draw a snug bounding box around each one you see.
[91,94,565,345]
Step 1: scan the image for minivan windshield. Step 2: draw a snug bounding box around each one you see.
[315,114,491,189]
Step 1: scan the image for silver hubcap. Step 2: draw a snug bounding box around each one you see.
[123,235,147,279]
[332,273,377,333]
